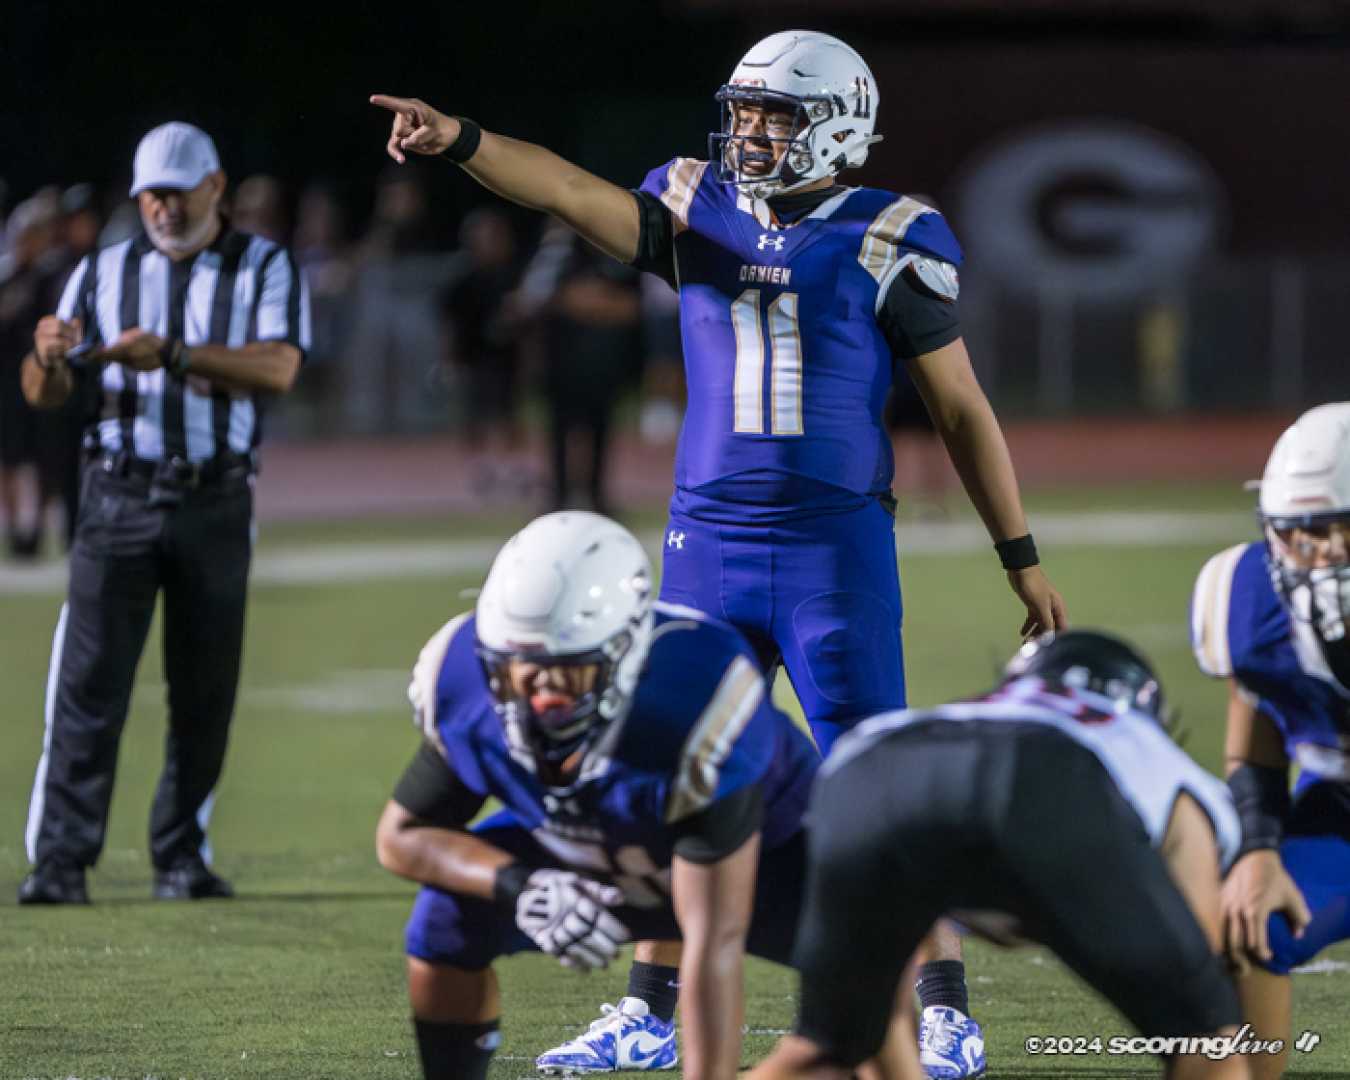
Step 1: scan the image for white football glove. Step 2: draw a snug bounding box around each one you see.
[514,870,630,971]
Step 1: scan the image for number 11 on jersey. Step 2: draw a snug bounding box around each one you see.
[732,289,803,436]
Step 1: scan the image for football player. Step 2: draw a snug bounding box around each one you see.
[749,631,1249,1080]
[376,512,845,1080]
[1190,402,1350,1080]
[371,29,1066,1075]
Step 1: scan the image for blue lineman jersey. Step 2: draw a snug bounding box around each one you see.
[639,158,962,521]
[1192,543,1350,781]
[1192,542,1350,973]
[415,602,820,893]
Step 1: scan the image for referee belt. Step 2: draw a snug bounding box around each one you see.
[94,451,254,489]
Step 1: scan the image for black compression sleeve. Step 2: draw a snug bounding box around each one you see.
[879,261,962,359]
[391,741,485,828]
[1228,762,1290,857]
[671,785,764,864]
[629,190,678,289]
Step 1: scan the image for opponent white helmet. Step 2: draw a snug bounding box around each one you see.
[711,30,881,199]
[476,512,654,768]
[1259,402,1350,692]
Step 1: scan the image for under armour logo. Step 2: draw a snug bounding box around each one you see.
[757,233,785,252]
[666,531,687,550]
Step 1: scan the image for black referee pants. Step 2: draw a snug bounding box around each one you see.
[27,461,253,872]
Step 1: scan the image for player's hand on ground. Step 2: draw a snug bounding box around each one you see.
[1221,848,1311,974]
[34,315,82,366]
[92,329,167,372]
[1008,566,1068,638]
[514,869,630,971]
[369,95,460,163]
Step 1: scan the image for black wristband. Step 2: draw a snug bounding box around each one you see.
[1228,762,1290,858]
[491,861,533,908]
[161,338,190,378]
[442,117,482,164]
[995,533,1039,572]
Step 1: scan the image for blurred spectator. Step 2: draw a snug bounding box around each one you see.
[440,207,528,494]
[519,220,643,515]
[343,169,452,433]
[231,174,288,243]
[0,190,65,556]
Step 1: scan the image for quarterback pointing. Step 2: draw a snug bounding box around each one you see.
[1191,402,1350,1079]
[372,30,1063,1076]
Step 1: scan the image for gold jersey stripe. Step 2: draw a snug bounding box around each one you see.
[1191,544,1248,678]
[659,158,709,234]
[857,196,930,284]
[665,655,764,824]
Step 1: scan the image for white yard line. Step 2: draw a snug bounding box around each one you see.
[0,511,1254,596]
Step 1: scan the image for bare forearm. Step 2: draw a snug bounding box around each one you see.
[460,131,639,261]
[20,352,74,409]
[680,944,747,1080]
[934,394,1028,543]
[185,342,301,395]
[375,818,515,900]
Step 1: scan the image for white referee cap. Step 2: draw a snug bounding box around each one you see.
[129,122,221,197]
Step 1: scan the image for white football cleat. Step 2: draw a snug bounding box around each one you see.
[919,1005,986,1078]
[535,996,678,1074]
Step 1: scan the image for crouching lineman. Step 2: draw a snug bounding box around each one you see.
[1191,402,1350,1080]
[375,511,838,1080]
[750,630,1249,1080]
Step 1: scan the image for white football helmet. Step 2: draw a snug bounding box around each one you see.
[1259,402,1350,693]
[475,512,654,768]
[711,30,881,199]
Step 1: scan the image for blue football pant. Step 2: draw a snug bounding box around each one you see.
[659,499,905,756]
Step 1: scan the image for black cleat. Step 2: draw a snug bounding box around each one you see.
[152,862,235,900]
[18,862,89,905]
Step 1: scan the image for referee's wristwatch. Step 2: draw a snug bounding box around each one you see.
[163,338,192,377]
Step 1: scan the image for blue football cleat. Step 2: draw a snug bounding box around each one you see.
[535,996,678,1074]
[919,1006,986,1078]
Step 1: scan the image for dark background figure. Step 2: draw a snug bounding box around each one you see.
[230,174,289,244]
[0,191,65,557]
[519,220,643,515]
[440,207,528,497]
[884,373,950,520]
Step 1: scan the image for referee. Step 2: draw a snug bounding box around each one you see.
[18,122,310,904]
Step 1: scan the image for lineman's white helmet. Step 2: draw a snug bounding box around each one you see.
[711,30,881,199]
[1259,402,1350,692]
[476,512,654,766]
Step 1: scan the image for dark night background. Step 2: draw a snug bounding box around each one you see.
[6,0,1350,252]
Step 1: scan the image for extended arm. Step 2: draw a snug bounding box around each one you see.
[905,339,1067,635]
[370,95,640,262]
[1219,682,1310,970]
[672,831,761,1080]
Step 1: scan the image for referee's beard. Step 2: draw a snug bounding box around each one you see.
[144,195,223,259]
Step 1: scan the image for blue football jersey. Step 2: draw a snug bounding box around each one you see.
[639,158,963,521]
[1192,543,1350,782]
[411,602,819,905]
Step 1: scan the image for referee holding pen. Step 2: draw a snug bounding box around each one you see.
[18,122,310,904]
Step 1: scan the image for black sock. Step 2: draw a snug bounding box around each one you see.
[916,960,970,1016]
[412,1018,499,1080]
[626,961,680,1023]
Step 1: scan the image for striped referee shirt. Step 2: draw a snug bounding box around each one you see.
[56,225,311,464]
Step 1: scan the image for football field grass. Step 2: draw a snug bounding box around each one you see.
[2,485,1347,1078]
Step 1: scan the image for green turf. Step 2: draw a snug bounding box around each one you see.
[2,496,1347,1077]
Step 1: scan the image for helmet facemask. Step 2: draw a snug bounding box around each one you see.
[710,87,853,200]
[477,612,651,778]
[1264,513,1350,692]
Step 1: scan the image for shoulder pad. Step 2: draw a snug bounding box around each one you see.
[665,655,765,823]
[1190,545,1250,678]
[639,157,711,235]
[857,196,963,287]
[898,255,960,303]
[409,612,473,749]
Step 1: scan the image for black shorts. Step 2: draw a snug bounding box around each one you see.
[793,721,1240,1067]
